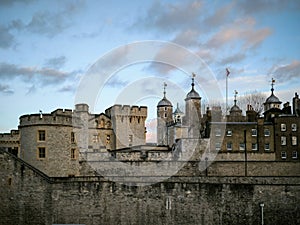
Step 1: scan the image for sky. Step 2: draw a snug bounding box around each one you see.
[1,0,300,142]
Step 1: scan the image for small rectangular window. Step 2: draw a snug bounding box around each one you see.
[226,142,232,151]
[281,151,287,159]
[38,147,46,159]
[281,123,286,131]
[38,130,46,141]
[215,142,221,151]
[93,134,98,143]
[264,129,270,136]
[129,135,133,143]
[265,143,270,151]
[71,148,76,159]
[252,143,257,151]
[292,136,297,146]
[251,129,257,136]
[226,130,232,136]
[281,136,287,145]
[71,132,75,143]
[239,143,245,151]
[291,124,297,131]
[292,151,298,159]
[215,128,221,137]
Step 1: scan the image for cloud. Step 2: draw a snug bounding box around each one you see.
[0,62,76,86]
[58,85,76,93]
[172,29,201,47]
[0,0,35,6]
[44,56,66,69]
[132,1,203,33]
[219,53,246,65]
[236,0,300,15]
[26,11,71,37]
[206,17,272,50]
[272,60,300,81]
[0,25,15,49]
[0,84,14,95]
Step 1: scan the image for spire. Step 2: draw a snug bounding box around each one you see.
[271,78,275,94]
[163,82,167,98]
[191,72,196,90]
[234,90,238,105]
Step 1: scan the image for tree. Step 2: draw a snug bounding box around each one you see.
[238,91,267,116]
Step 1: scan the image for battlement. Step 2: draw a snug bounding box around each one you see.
[109,104,147,117]
[75,103,89,113]
[19,112,73,127]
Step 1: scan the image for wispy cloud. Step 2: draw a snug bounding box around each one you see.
[0,84,14,95]
[205,17,272,50]
[44,56,66,69]
[272,60,300,81]
[0,25,15,49]
[0,62,77,86]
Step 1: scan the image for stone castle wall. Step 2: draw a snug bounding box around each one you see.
[1,149,299,225]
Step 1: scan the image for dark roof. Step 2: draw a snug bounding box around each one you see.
[157,97,172,107]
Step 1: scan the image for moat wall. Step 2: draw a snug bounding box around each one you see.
[0,150,299,225]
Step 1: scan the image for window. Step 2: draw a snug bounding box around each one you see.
[38,130,45,141]
[264,129,270,136]
[93,134,98,143]
[38,147,46,159]
[226,130,232,136]
[71,132,75,143]
[251,129,257,136]
[215,128,221,137]
[106,134,111,144]
[164,113,167,118]
[265,143,270,151]
[292,151,298,159]
[281,123,286,131]
[281,136,287,145]
[129,135,133,143]
[292,124,297,131]
[226,142,232,151]
[215,142,221,151]
[281,151,287,159]
[292,136,297,146]
[239,143,245,151]
[252,143,257,151]
[71,148,76,159]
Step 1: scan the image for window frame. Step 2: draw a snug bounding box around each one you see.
[37,147,46,159]
[281,136,287,146]
[251,129,257,136]
[281,123,286,132]
[226,130,232,137]
[291,123,297,132]
[264,143,270,151]
[226,142,232,151]
[239,143,245,151]
[264,129,270,137]
[281,151,287,159]
[292,151,298,159]
[251,143,257,151]
[38,130,46,142]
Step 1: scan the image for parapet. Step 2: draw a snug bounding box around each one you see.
[75,103,89,113]
[109,104,147,117]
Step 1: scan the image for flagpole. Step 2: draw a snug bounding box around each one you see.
[226,68,230,115]
[226,73,228,115]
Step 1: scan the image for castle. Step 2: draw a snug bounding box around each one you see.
[1,75,300,225]
[0,75,299,177]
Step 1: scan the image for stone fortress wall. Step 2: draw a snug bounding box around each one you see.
[1,149,299,225]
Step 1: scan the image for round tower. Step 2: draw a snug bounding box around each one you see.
[157,83,173,146]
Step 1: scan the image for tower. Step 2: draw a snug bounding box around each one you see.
[184,73,201,138]
[157,83,173,146]
[264,78,282,121]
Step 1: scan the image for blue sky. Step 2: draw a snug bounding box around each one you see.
[1,0,300,141]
